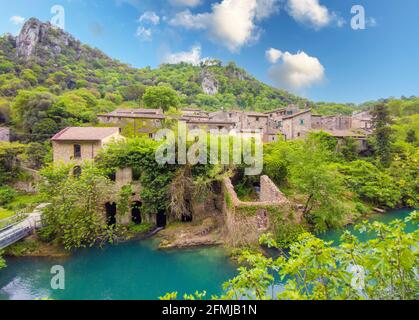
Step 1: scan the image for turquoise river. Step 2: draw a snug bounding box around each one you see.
[0,208,416,300]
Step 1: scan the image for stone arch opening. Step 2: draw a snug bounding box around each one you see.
[105,202,117,226]
[156,209,167,228]
[131,201,142,225]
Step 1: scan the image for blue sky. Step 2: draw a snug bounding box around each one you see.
[1,0,418,104]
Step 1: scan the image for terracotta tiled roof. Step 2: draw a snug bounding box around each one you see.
[186,119,235,125]
[282,109,311,119]
[98,108,164,119]
[98,113,165,119]
[244,111,269,117]
[111,108,162,114]
[264,108,286,114]
[51,127,120,141]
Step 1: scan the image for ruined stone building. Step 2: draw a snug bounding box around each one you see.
[352,110,374,133]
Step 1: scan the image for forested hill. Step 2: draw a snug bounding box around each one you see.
[0,17,309,114]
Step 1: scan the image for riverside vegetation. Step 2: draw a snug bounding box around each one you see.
[0,18,418,300]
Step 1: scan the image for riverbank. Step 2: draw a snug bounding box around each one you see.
[3,207,416,258]
[3,235,69,258]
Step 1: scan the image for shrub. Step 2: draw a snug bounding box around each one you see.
[0,185,17,206]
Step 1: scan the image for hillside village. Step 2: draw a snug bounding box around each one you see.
[0,18,417,263]
[96,105,372,144]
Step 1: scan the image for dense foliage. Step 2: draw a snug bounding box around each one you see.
[38,163,124,250]
[163,212,418,300]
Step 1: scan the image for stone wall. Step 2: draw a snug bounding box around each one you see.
[222,175,292,246]
[260,175,289,203]
[0,127,10,142]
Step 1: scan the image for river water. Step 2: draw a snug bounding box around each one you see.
[0,208,416,300]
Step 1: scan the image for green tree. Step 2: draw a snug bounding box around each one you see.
[288,136,347,231]
[371,103,393,167]
[340,137,358,161]
[0,142,25,184]
[39,163,123,250]
[119,84,146,102]
[405,129,417,144]
[142,86,180,111]
[11,89,57,141]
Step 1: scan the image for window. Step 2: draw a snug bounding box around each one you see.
[300,119,305,125]
[74,144,81,158]
[287,111,292,115]
[256,117,259,121]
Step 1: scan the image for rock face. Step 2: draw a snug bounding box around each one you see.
[200,70,219,95]
[16,18,80,60]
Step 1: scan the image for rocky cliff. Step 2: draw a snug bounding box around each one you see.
[200,70,219,95]
[16,18,81,61]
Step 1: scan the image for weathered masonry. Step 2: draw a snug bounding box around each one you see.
[51,127,125,164]
[222,175,294,246]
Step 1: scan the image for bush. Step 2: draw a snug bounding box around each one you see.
[0,185,17,206]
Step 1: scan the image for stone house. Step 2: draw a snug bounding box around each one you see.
[51,127,124,164]
[264,105,300,122]
[0,127,10,142]
[281,109,312,140]
[97,108,165,138]
[311,115,352,131]
[50,127,150,226]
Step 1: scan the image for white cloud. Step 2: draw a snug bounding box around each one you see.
[162,45,207,65]
[139,11,160,25]
[169,0,202,7]
[268,49,325,92]
[136,26,152,41]
[169,10,209,29]
[10,16,25,25]
[286,0,332,29]
[169,0,280,52]
[266,48,282,64]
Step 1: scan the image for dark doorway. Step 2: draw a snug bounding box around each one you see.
[181,199,193,222]
[105,202,117,226]
[131,201,142,225]
[156,210,167,228]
